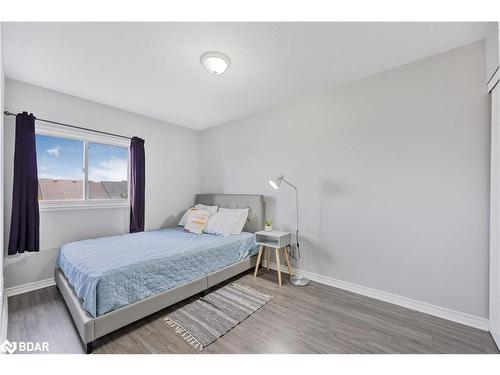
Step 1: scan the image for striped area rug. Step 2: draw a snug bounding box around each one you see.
[163,283,272,350]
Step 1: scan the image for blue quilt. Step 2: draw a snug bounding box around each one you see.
[56,227,258,317]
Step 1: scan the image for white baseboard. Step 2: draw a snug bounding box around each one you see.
[0,293,7,342]
[492,331,500,350]
[265,261,489,331]
[5,278,55,297]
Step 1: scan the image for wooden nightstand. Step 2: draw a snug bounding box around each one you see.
[253,230,293,286]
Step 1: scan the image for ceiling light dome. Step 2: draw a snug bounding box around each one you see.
[200,52,230,75]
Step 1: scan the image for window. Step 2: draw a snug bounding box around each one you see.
[36,134,84,200]
[35,123,129,209]
[88,142,129,200]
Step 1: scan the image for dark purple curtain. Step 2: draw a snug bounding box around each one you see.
[130,136,145,233]
[8,112,40,255]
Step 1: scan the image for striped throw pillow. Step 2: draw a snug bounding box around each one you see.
[184,208,210,234]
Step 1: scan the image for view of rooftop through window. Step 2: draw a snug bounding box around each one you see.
[88,142,128,199]
[35,134,129,201]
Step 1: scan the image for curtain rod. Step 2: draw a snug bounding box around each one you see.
[3,111,132,141]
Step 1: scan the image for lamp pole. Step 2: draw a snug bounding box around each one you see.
[273,175,309,286]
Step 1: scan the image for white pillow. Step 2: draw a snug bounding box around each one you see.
[196,204,219,214]
[178,204,218,226]
[184,209,210,234]
[219,207,249,234]
[204,210,242,237]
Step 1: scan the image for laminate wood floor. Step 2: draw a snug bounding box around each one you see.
[7,269,499,354]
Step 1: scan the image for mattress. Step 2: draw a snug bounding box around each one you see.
[56,227,258,317]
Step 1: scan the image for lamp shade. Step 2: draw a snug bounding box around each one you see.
[269,175,283,190]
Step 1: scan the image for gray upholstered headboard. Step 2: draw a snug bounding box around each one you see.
[195,194,264,233]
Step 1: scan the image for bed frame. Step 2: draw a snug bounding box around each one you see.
[55,194,265,354]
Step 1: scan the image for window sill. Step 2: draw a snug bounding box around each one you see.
[39,200,130,212]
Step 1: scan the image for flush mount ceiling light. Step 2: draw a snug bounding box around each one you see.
[200,52,230,75]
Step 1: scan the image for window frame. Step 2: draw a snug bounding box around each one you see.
[36,121,131,212]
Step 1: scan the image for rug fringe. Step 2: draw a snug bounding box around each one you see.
[163,317,203,351]
[231,283,273,300]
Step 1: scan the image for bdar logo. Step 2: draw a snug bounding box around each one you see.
[1,340,17,354]
[0,340,49,354]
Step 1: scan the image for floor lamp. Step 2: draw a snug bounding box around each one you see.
[268,175,310,286]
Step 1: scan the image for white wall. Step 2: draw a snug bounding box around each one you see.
[3,79,200,289]
[486,23,499,83]
[0,22,6,342]
[200,41,490,318]
[487,22,500,348]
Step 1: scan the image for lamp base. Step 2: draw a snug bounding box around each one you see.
[289,275,310,286]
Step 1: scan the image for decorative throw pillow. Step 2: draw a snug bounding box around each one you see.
[184,208,210,234]
[218,207,249,234]
[204,210,242,237]
[178,204,218,226]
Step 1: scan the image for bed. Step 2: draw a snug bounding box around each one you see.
[54,194,264,353]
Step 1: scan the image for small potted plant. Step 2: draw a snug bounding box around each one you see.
[264,220,273,232]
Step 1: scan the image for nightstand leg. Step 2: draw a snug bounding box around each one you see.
[266,247,270,270]
[254,245,264,278]
[284,246,293,277]
[275,248,282,286]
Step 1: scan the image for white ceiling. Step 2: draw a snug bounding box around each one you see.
[3,22,492,130]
